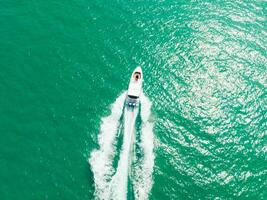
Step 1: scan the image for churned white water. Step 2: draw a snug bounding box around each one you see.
[90,92,154,200]
[109,108,138,200]
[133,93,155,200]
[89,91,126,199]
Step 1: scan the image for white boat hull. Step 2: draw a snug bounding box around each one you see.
[126,67,143,107]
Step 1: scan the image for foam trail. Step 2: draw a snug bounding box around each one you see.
[110,108,138,200]
[134,93,154,200]
[89,91,126,200]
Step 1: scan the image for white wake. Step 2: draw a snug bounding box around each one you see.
[89,91,126,200]
[89,91,154,200]
[133,93,155,200]
[109,108,138,200]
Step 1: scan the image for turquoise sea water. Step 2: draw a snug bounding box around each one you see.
[0,0,266,199]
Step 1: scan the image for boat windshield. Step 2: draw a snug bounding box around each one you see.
[128,95,138,99]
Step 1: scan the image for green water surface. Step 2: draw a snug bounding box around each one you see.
[0,0,266,199]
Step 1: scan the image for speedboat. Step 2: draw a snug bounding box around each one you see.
[126,67,143,108]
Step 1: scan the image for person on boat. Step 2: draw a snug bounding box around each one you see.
[134,72,141,81]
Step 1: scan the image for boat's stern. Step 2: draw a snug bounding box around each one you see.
[126,66,143,108]
[125,95,139,108]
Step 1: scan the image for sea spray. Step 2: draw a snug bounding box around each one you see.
[134,93,155,200]
[89,91,126,199]
[90,91,154,200]
[109,108,138,200]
